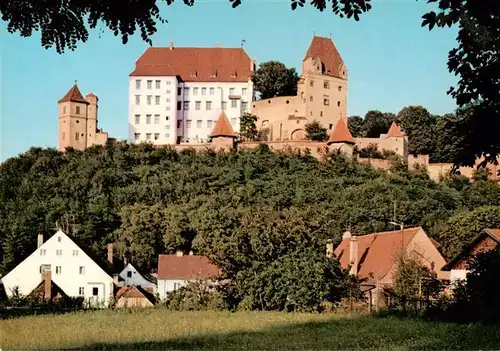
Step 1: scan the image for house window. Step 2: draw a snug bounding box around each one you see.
[165,125,170,130]
[166,80,171,86]
[154,133,159,140]
[75,132,79,141]
[147,96,152,105]
[56,266,62,274]
[165,133,170,138]
[135,80,141,89]
[40,264,51,273]
[197,120,202,128]
[79,287,84,295]
[193,87,199,95]
[166,98,170,103]
[177,120,182,129]
[324,81,330,89]
[173,282,181,291]
[177,87,182,95]
[206,101,212,110]
[337,101,341,107]
[135,95,140,105]
[209,87,215,95]
[165,116,170,121]
[79,266,85,275]
[242,88,247,96]
[155,96,160,105]
[147,80,152,89]
[155,80,161,89]
[222,101,227,110]
[242,102,248,111]
[127,271,132,278]
[166,105,170,111]
[72,250,78,256]
[135,115,140,124]
[183,101,189,110]
[231,100,237,108]
[146,115,151,124]
[40,249,46,256]
[154,115,160,124]
[324,98,330,106]
[207,120,213,128]
[186,120,192,128]
[310,80,314,87]
[177,101,182,110]
[229,88,235,95]
[166,90,171,94]
[57,236,62,242]
[146,133,151,140]
[56,249,62,256]
[76,106,80,115]
[201,87,207,95]
[310,96,313,102]
[134,133,140,141]
[338,86,342,92]
[195,101,201,110]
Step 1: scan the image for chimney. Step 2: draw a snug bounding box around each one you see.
[107,243,114,265]
[169,41,174,50]
[189,250,194,256]
[44,270,52,301]
[326,239,334,258]
[37,233,44,248]
[216,42,221,48]
[349,235,358,276]
[176,251,184,257]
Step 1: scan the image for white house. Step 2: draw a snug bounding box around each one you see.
[157,251,221,300]
[118,263,157,294]
[1,230,114,307]
[128,42,255,145]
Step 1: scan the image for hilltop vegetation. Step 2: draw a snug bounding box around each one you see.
[2,143,500,310]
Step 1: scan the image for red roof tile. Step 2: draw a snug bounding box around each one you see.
[210,111,236,138]
[58,84,88,104]
[486,228,500,240]
[334,227,421,281]
[327,118,355,145]
[130,47,252,82]
[116,285,146,299]
[386,122,405,138]
[304,36,345,79]
[157,254,221,280]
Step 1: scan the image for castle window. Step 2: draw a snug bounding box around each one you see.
[146,133,151,140]
[146,115,151,124]
[193,88,199,95]
[177,102,182,111]
[177,88,182,95]
[76,106,80,115]
[135,115,140,124]
[338,86,342,92]
[155,80,161,89]
[186,120,192,128]
[165,125,170,130]
[310,80,314,87]
[242,102,248,111]
[62,132,65,140]
[147,95,152,105]
[75,132,79,141]
[206,101,212,110]
[195,101,201,110]
[165,116,170,121]
[324,81,329,89]
[154,115,160,124]
[201,88,207,95]
[135,80,141,90]
[329,124,333,129]
[165,133,170,138]
[207,120,213,128]
[209,88,215,95]
[134,133,140,141]
[155,96,160,105]
[177,120,182,129]
[222,101,227,110]
[76,120,80,124]
[166,106,170,111]
[310,96,313,102]
[231,118,237,126]
[147,80,152,89]
[63,106,66,114]
[320,111,323,117]
[337,101,341,107]
[324,98,329,106]
[183,101,189,110]
[231,100,237,108]
[135,95,140,105]
[197,120,202,128]
[229,88,235,95]
[154,133,159,140]
[242,88,247,96]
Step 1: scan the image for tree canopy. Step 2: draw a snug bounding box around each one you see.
[252,61,300,100]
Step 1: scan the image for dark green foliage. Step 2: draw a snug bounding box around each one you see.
[163,280,226,311]
[347,116,364,137]
[363,111,392,138]
[252,61,300,99]
[305,120,328,141]
[397,106,436,156]
[357,144,396,160]
[239,113,259,141]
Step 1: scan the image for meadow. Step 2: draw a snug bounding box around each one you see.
[2,309,500,350]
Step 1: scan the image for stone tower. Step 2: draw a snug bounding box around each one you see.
[58,83,108,151]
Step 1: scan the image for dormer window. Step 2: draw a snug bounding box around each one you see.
[210,71,217,78]
[189,71,197,78]
[230,72,237,78]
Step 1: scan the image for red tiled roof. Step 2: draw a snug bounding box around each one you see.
[486,228,500,240]
[386,122,405,138]
[58,84,88,104]
[210,111,236,138]
[327,118,355,145]
[304,36,345,79]
[130,47,252,82]
[334,227,421,281]
[116,285,146,299]
[157,254,221,280]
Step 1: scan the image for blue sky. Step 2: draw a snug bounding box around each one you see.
[0,0,458,162]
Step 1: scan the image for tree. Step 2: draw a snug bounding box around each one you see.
[397,106,436,156]
[252,61,300,99]
[239,113,258,141]
[1,1,372,54]
[363,110,391,138]
[305,120,328,141]
[348,116,365,137]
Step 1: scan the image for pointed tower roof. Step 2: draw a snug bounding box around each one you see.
[58,83,88,104]
[210,111,236,138]
[304,36,345,79]
[386,121,405,138]
[327,118,355,145]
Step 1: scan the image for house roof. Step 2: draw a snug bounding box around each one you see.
[27,276,68,300]
[116,285,146,299]
[334,227,422,281]
[129,47,252,82]
[58,84,89,104]
[327,118,355,145]
[157,254,221,280]
[442,228,500,271]
[386,122,405,138]
[303,36,345,79]
[210,111,236,138]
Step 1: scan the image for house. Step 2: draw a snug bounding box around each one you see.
[128,42,254,144]
[1,230,114,307]
[117,263,157,294]
[157,251,221,300]
[114,285,155,308]
[442,228,500,283]
[332,227,448,304]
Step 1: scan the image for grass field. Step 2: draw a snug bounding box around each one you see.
[2,309,500,350]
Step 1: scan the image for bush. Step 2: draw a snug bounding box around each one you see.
[163,280,227,311]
